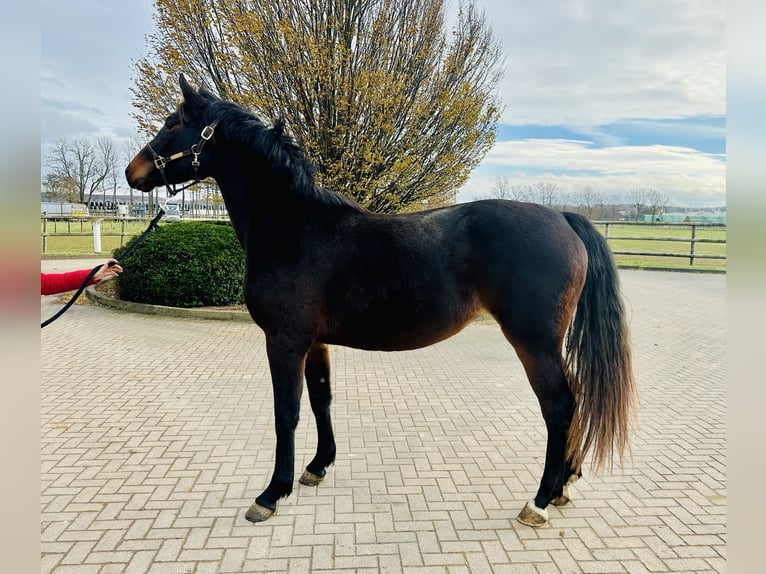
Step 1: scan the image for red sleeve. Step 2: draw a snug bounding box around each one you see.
[40,270,97,295]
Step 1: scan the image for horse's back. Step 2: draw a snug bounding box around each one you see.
[463,199,586,271]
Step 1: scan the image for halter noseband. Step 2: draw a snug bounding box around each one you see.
[146,119,219,196]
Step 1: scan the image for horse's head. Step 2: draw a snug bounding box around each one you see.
[126,75,218,194]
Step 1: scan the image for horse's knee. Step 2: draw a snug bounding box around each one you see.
[275,409,300,433]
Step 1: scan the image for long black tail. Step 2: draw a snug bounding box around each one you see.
[562,212,637,473]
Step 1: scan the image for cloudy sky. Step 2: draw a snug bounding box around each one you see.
[41,0,726,207]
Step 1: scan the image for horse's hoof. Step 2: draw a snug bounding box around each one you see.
[551,484,571,506]
[245,503,274,523]
[517,501,549,527]
[299,469,325,486]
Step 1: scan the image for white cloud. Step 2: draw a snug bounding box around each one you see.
[41,1,154,147]
[42,1,726,144]
[473,0,726,126]
[458,138,726,206]
[454,1,726,207]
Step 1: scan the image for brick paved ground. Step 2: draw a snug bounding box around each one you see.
[41,267,725,573]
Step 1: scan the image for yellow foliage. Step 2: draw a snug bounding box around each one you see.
[133,0,504,213]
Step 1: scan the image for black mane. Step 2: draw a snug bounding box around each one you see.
[203,99,366,212]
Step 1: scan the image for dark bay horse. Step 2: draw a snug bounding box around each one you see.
[126,75,636,527]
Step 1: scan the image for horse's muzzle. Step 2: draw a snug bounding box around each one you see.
[125,154,156,192]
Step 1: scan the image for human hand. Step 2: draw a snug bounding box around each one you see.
[93,259,123,282]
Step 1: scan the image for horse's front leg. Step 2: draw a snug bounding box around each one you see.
[246,335,308,522]
[299,343,336,486]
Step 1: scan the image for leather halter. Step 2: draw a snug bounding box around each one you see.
[145,119,219,196]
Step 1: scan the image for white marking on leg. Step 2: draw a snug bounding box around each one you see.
[517,500,549,527]
[526,501,548,520]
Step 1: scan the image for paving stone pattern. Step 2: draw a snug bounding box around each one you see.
[41,268,725,573]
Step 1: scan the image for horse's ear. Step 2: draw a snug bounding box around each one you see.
[179,74,199,105]
[272,118,287,137]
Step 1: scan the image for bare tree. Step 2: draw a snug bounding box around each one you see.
[489,176,512,199]
[587,193,620,221]
[628,187,653,221]
[97,138,119,212]
[646,189,670,221]
[573,186,603,218]
[528,182,561,207]
[558,190,575,211]
[43,172,79,204]
[483,176,529,201]
[46,137,118,208]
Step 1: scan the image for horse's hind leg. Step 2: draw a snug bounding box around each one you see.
[511,345,576,527]
[299,343,336,486]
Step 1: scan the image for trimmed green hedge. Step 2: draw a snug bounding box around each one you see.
[113,221,244,308]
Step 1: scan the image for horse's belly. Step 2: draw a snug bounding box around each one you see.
[320,297,482,351]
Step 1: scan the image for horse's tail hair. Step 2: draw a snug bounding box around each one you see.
[562,211,637,475]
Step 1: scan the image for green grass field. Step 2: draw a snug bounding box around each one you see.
[594,223,726,272]
[41,218,726,272]
[41,219,154,256]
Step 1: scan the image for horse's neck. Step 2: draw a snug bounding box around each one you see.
[211,142,363,247]
[211,155,257,244]
[212,159,306,247]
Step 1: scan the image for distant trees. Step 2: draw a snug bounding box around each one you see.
[132,0,505,213]
[44,138,119,208]
[488,176,526,201]
[484,180,563,207]
[43,172,79,205]
[485,178,563,206]
[570,186,601,219]
[483,177,671,221]
[628,187,670,221]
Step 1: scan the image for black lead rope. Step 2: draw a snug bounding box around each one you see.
[41,209,165,329]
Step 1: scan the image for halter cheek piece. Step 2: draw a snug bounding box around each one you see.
[145,120,219,196]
